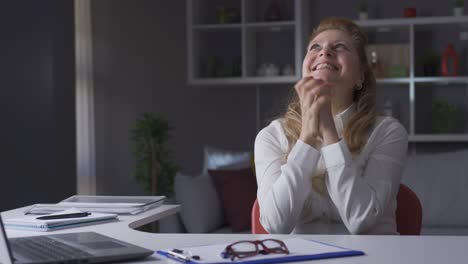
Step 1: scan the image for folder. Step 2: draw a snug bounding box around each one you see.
[157,237,364,264]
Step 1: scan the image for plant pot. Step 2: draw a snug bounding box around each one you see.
[432,101,459,133]
[359,12,368,20]
[454,7,464,16]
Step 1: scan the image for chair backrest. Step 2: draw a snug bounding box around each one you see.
[251,183,422,235]
[396,183,422,235]
[251,199,268,234]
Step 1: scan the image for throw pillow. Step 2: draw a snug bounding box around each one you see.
[202,146,252,175]
[174,172,225,233]
[208,167,257,232]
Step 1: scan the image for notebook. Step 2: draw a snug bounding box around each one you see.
[0,215,153,264]
[4,209,118,232]
[157,237,365,264]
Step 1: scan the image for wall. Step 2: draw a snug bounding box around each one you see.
[91,0,257,195]
[90,0,468,197]
[0,0,76,211]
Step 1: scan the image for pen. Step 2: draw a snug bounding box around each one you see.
[36,212,91,220]
[167,249,201,262]
[167,250,191,262]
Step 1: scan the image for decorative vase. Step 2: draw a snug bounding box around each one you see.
[281,64,294,76]
[441,43,459,76]
[454,7,464,16]
[370,51,384,78]
[382,98,394,117]
[265,63,279,76]
[257,64,266,76]
[359,12,368,20]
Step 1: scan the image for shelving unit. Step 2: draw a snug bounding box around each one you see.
[186,1,468,142]
[186,0,305,85]
[356,16,468,142]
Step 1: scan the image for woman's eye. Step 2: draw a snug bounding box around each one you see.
[309,44,321,51]
[334,43,347,50]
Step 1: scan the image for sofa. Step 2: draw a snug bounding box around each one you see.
[160,146,255,234]
[160,147,468,235]
[401,148,468,235]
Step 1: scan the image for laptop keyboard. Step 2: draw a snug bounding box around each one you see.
[10,236,93,262]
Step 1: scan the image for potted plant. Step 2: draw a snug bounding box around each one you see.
[454,0,464,16]
[359,2,368,20]
[132,113,179,197]
[432,100,459,133]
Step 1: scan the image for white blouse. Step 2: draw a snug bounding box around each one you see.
[254,105,408,234]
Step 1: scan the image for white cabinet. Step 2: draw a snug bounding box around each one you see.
[186,0,306,85]
[356,16,468,142]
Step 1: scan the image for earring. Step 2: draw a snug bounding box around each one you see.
[356,83,363,90]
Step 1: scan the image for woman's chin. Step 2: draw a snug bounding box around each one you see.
[312,72,338,82]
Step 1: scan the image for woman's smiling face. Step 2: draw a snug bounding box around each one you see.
[302,29,363,91]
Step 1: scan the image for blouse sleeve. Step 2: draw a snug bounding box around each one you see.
[254,121,321,234]
[321,118,408,234]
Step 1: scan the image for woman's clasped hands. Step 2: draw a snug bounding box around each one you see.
[295,77,339,148]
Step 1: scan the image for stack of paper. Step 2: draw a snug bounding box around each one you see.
[4,209,118,232]
[24,195,166,215]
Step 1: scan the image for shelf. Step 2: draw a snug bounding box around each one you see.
[245,21,295,29]
[193,23,242,30]
[409,134,468,142]
[356,15,468,28]
[377,78,411,84]
[193,22,295,31]
[414,76,468,84]
[190,76,298,85]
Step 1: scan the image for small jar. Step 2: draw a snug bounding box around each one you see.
[383,98,394,117]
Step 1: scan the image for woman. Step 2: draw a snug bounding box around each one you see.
[254,17,408,235]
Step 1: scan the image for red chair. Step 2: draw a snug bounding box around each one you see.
[251,183,422,235]
[251,199,268,234]
[396,183,423,235]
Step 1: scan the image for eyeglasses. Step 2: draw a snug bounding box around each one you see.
[221,239,289,261]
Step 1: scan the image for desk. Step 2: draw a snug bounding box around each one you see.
[2,206,468,264]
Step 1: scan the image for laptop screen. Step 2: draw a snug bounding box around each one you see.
[0,216,13,264]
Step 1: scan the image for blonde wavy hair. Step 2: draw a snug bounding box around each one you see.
[282,17,377,156]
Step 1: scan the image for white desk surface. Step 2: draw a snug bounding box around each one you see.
[2,206,468,264]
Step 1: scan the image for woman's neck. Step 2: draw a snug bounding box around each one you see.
[332,100,354,116]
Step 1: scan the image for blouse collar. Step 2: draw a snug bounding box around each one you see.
[333,103,356,138]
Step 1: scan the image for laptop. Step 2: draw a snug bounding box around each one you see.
[0,215,153,264]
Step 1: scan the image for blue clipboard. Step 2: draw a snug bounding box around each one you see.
[156,238,364,264]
